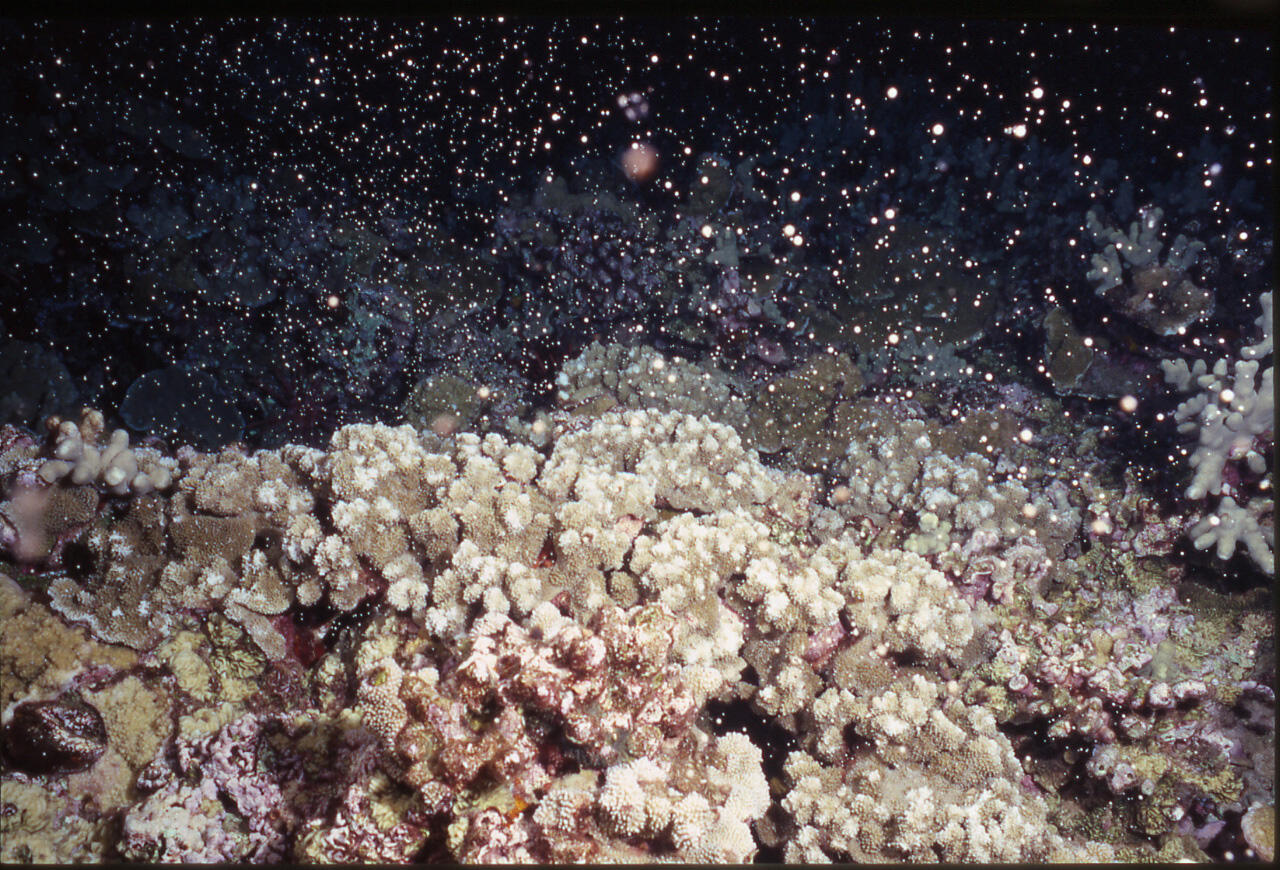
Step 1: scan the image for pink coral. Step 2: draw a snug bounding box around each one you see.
[294,732,435,863]
[124,713,298,863]
[360,603,701,805]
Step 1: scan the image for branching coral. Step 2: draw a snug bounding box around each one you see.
[1086,205,1214,335]
[1161,290,1273,574]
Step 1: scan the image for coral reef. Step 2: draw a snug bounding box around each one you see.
[1041,305,1160,399]
[0,351,1271,864]
[1,19,1272,865]
[1,313,1273,864]
[969,550,1274,841]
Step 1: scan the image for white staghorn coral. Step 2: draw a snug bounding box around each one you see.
[1162,290,1274,573]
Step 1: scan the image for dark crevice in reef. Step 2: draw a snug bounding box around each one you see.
[58,538,96,581]
[704,696,797,784]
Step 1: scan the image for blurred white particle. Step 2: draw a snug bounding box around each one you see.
[1119,395,1138,413]
[621,142,659,182]
[431,413,459,437]
[617,90,650,122]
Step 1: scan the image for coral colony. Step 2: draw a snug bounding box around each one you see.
[0,16,1274,864]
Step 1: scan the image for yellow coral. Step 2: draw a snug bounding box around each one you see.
[81,674,171,772]
[0,574,137,710]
